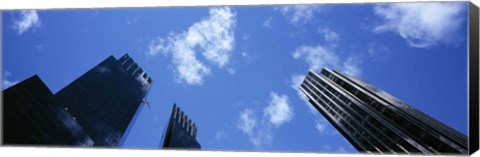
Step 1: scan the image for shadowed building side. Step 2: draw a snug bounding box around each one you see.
[161,104,201,149]
[2,53,152,147]
[299,68,467,155]
[54,53,152,147]
[3,75,93,146]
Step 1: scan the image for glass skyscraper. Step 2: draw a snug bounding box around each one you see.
[160,104,201,149]
[299,68,468,154]
[3,75,93,146]
[3,53,152,147]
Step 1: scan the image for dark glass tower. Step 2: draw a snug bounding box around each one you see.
[3,53,152,147]
[3,75,93,146]
[299,68,467,154]
[161,104,201,149]
[54,53,152,147]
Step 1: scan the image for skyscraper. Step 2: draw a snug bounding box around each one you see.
[54,53,152,147]
[160,104,201,149]
[3,75,93,146]
[3,53,152,147]
[299,68,468,154]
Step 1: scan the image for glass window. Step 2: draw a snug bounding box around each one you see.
[147,77,152,84]
[419,131,427,138]
[381,127,387,132]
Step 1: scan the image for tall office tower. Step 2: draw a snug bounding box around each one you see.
[54,53,153,147]
[3,75,93,146]
[3,53,152,147]
[161,104,201,149]
[299,68,467,154]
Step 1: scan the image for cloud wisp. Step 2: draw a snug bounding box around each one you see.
[214,131,227,141]
[318,27,340,43]
[263,17,273,28]
[277,5,321,26]
[2,71,19,90]
[13,10,41,35]
[292,26,361,78]
[292,45,361,77]
[373,2,465,48]
[237,109,272,147]
[238,109,256,135]
[290,74,315,112]
[237,92,293,148]
[147,7,236,85]
[367,42,391,61]
[264,92,293,127]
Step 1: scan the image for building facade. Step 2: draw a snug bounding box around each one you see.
[299,68,468,154]
[3,53,152,147]
[160,104,201,149]
[3,75,93,146]
[54,53,152,147]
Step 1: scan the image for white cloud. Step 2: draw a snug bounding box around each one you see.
[318,27,339,43]
[13,10,41,35]
[341,57,361,78]
[147,37,170,56]
[278,5,320,26]
[237,108,272,148]
[227,68,236,75]
[290,74,305,92]
[125,15,139,25]
[239,33,253,64]
[314,119,338,136]
[250,126,273,148]
[367,42,391,61]
[2,80,18,89]
[215,131,226,141]
[292,45,361,77]
[264,92,293,127]
[368,42,388,56]
[147,7,236,85]
[373,2,465,48]
[315,120,327,134]
[241,51,255,63]
[290,74,306,100]
[293,25,361,78]
[237,91,293,148]
[292,46,338,71]
[2,71,19,90]
[263,17,273,28]
[237,109,256,135]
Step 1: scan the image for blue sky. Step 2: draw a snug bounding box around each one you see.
[2,2,469,153]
